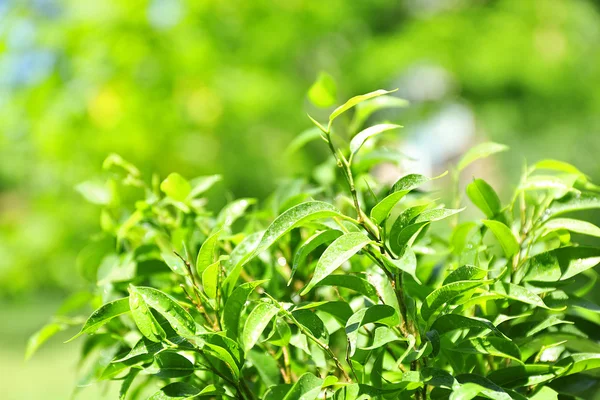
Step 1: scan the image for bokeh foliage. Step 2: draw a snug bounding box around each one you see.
[2,0,600,298]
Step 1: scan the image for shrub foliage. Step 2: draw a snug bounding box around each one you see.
[29,89,600,399]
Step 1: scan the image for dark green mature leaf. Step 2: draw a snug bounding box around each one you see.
[431,315,501,337]
[289,229,342,284]
[202,333,244,379]
[131,286,195,337]
[457,142,509,172]
[492,282,554,309]
[222,231,263,295]
[466,179,501,218]
[196,229,222,275]
[350,123,402,155]
[148,382,202,399]
[314,275,379,300]
[389,171,448,195]
[391,221,430,254]
[242,302,280,352]
[129,288,166,342]
[487,365,559,388]
[519,247,600,283]
[542,218,600,238]
[154,352,194,378]
[301,232,372,295]
[223,280,268,339]
[369,190,410,225]
[247,349,282,387]
[421,280,492,322]
[119,368,140,400]
[241,201,343,269]
[451,337,522,363]
[454,374,513,400]
[555,353,600,376]
[345,304,399,356]
[482,220,519,258]
[67,297,130,342]
[292,309,329,343]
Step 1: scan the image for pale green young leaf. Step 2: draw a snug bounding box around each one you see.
[554,353,600,377]
[381,246,421,284]
[443,265,487,285]
[289,229,342,285]
[301,232,372,295]
[541,218,600,238]
[196,229,222,275]
[188,175,222,198]
[286,127,323,155]
[466,179,501,218]
[457,142,509,172]
[431,315,501,337]
[349,123,402,155]
[202,334,244,378]
[282,372,323,400]
[216,198,256,228]
[389,171,448,194]
[247,349,282,387]
[67,297,130,342]
[308,72,337,108]
[415,207,464,223]
[202,260,220,299]
[482,220,519,257]
[492,282,554,310]
[328,89,397,129]
[345,304,399,356]
[242,302,280,352]
[529,159,585,177]
[75,180,113,205]
[26,322,68,360]
[314,274,379,300]
[369,190,410,225]
[351,95,409,132]
[161,252,187,276]
[546,192,600,217]
[160,173,191,202]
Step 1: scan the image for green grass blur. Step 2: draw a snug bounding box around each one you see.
[2,0,600,398]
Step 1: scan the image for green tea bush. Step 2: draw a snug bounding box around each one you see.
[28,89,600,399]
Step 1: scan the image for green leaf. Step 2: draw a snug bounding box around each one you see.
[242,302,280,352]
[188,175,222,198]
[345,304,399,356]
[161,252,187,276]
[26,322,68,360]
[292,309,329,342]
[154,352,195,378]
[391,221,430,254]
[457,142,509,172]
[216,198,256,228]
[546,192,600,217]
[389,171,448,194]
[119,368,141,400]
[222,280,268,339]
[482,220,520,257]
[160,173,191,202]
[349,123,402,155]
[421,280,492,322]
[308,72,337,108]
[520,247,600,283]
[222,231,263,295]
[202,260,220,299]
[542,218,600,238]
[381,246,421,284]
[487,364,558,388]
[287,129,324,157]
[129,288,166,342]
[301,232,372,295]
[369,190,411,225]
[351,95,409,132]
[247,349,282,387]
[282,372,323,400]
[329,89,396,129]
[526,315,573,336]
[75,180,112,205]
[289,229,342,285]
[530,159,585,176]
[431,315,501,337]
[415,207,464,223]
[451,337,522,363]
[314,274,379,300]
[241,201,343,269]
[555,353,600,376]
[443,265,487,285]
[492,282,553,309]
[196,229,222,275]
[466,179,501,218]
[202,334,244,379]
[67,297,130,342]
[361,326,402,350]
[452,374,512,400]
[130,286,195,337]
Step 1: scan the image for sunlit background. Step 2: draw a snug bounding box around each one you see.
[2,0,600,398]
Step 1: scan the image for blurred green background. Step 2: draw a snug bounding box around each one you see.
[2,0,600,398]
